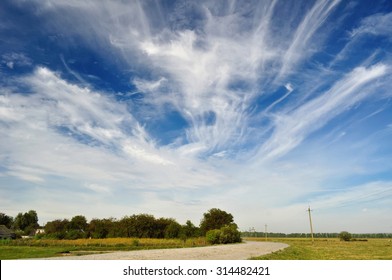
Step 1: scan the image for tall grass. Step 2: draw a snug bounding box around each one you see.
[2,236,208,247]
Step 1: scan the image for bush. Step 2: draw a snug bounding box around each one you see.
[45,232,66,240]
[206,224,242,245]
[339,231,352,242]
[65,230,86,240]
[219,224,242,244]
[206,229,221,244]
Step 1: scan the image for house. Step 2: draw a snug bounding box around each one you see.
[0,225,15,239]
[35,228,45,235]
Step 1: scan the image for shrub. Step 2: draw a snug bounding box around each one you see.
[206,224,242,244]
[219,224,242,244]
[65,230,86,240]
[339,231,352,242]
[206,229,221,244]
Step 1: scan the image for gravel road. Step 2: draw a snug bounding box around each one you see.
[40,241,288,260]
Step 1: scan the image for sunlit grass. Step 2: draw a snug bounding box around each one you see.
[248,237,392,260]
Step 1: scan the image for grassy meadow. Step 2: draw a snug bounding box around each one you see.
[2,236,392,260]
[0,237,208,260]
[248,237,392,260]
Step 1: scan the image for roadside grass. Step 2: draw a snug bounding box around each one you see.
[0,246,77,260]
[0,237,208,260]
[247,237,392,260]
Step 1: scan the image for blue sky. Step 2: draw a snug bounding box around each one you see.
[1,0,392,233]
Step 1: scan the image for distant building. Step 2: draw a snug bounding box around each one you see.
[0,225,15,239]
[21,235,32,239]
[35,228,45,235]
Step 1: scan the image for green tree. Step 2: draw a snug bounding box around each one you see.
[182,220,199,238]
[0,213,13,228]
[118,214,157,238]
[133,214,157,238]
[200,208,234,235]
[65,215,88,239]
[13,210,39,235]
[89,218,115,238]
[119,216,136,237]
[339,231,352,242]
[44,219,70,239]
[164,220,182,239]
[69,215,88,232]
[154,218,174,238]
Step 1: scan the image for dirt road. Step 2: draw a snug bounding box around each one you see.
[41,241,288,260]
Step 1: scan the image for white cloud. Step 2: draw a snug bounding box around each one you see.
[1,52,32,69]
[85,183,111,194]
[7,1,349,160]
[133,77,167,93]
[6,61,14,69]
[276,0,341,80]
[122,141,173,166]
[284,83,293,92]
[350,12,392,38]
[0,66,235,212]
[2,1,392,232]
[259,63,389,160]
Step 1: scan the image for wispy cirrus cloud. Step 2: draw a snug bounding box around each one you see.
[0,67,222,189]
[1,0,392,232]
[14,0,343,158]
[350,12,392,38]
[258,63,389,160]
[330,11,392,68]
[275,0,341,80]
[1,52,32,69]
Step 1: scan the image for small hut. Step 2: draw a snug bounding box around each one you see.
[0,225,15,239]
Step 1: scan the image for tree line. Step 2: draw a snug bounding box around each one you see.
[241,231,392,239]
[0,210,38,237]
[0,208,241,244]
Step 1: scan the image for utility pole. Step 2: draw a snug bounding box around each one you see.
[265,224,268,241]
[307,206,314,244]
[249,227,256,237]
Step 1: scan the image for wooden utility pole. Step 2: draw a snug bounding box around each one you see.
[250,227,256,237]
[265,224,268,241]
[307,206,314,244]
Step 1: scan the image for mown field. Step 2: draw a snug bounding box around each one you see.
[0,237,208,260]
[247,237,392,260]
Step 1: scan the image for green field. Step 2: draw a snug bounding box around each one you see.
[2,237,392,260]
[0,237,208,260]
[248,237,392,260]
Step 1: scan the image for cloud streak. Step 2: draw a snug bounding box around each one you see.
[259,63,389,160]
